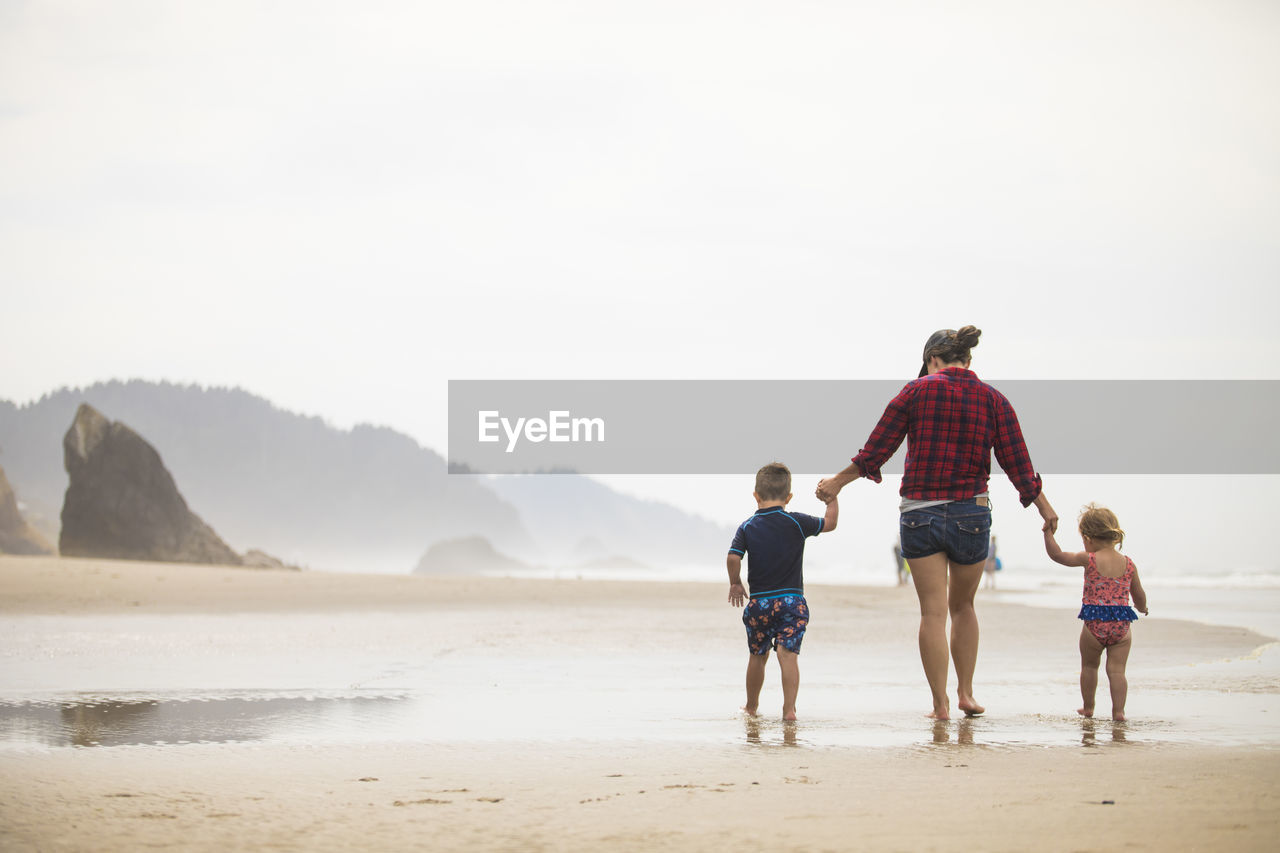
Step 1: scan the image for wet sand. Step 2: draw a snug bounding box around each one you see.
[1,555,1278,851]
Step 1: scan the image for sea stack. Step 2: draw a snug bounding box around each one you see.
[59,403,241,565]
[0,464,55,555]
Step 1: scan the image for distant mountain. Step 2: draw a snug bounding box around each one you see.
[0,381,528,571]
[485,473,730,567]
[0,463,54,555]
[0,381,731,573]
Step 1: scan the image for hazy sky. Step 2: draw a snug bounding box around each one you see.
[3,2,1278,568]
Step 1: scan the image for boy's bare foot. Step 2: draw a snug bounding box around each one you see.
[1112,711,1126,722]
[1077,707,1094,718]
[958,697,985,717]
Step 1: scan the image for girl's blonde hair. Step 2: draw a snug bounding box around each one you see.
[1078,503,1125,548]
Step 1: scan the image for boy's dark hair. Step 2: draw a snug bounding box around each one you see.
[755,462,792,501]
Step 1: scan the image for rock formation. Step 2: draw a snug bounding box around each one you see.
[414,536,527,574]
[242,548,302,571]
[59,403,242,565]
[0,464,55,555]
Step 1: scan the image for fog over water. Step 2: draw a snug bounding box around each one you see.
[2,4,1277,581]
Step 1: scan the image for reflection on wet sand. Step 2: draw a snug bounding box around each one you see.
[1080,718,1128,746]
[2,695,406,749]
[61,701,160,747]
[743,715,798,746]
[930,718,975,746]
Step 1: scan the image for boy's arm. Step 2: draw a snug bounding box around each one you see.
[821,495,838,533]
[1130,564,1149,615]
[1043,529,1089,567]
[727,553,747,606]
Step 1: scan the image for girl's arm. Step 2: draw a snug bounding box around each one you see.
[1130,564,1149,615]
[1044,529,1089,567]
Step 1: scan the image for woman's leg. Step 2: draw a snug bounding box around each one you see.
[908,552,952,719]
[948,559,987,715]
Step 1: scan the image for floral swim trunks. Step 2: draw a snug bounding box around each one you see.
[743,594,809,655]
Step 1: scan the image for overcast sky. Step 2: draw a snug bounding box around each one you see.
[2,2,1278,568]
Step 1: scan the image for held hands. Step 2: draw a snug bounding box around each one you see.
[1040,508,1059,534]
[728,582,747,607]
[1034,494,1059,534]
[815,478,840,503]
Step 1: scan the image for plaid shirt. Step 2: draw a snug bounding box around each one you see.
[852,368,1043,506]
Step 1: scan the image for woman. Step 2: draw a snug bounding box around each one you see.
[817,326,1058,720]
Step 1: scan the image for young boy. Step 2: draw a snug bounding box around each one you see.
[727,461,838,721]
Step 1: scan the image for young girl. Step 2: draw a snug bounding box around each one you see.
[1044,504,1149,721]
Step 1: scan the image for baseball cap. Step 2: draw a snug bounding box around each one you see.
[918,329,956,378]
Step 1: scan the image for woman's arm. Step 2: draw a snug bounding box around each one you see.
[1032,492,1059,534]
[990,390,1046,509]
[817,385,912,502]
[816,463,861,503]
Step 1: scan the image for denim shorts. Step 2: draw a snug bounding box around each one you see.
[899,500,991,564]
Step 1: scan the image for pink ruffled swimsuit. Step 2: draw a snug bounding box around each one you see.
[1078,552,1139,647]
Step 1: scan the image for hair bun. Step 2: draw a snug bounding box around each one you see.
[956,326,982,348]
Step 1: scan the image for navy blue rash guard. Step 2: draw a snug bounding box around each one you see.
[728,507,824,599]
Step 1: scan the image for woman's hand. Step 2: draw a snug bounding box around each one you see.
[815,478,842,503]
[1034,493,1059,534]
[816,464,862,503]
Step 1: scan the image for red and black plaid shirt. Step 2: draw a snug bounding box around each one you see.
[852,368,1043,506]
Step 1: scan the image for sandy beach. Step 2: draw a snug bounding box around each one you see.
[2,555,1278,851]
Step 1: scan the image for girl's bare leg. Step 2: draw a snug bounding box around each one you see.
[1078,626,1103,718]
[776,647,800,721]
[948,559,987,716]
[908,553,952,719]
[743,651,769,716]
[1105,633,1133,721]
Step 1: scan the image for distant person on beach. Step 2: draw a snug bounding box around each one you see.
[894,542,910,585]
[817,326,1058,720]
[983,535,1000,590]
[1044,504,1148,722]
[727,462,838,721]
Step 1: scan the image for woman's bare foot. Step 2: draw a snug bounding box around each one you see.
[1112,710,1126,722]
[742,705,759,717]
[926,703,950,721]
[958,696,985,717]
[1077,707,1094,718]
[783,709,797,722]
